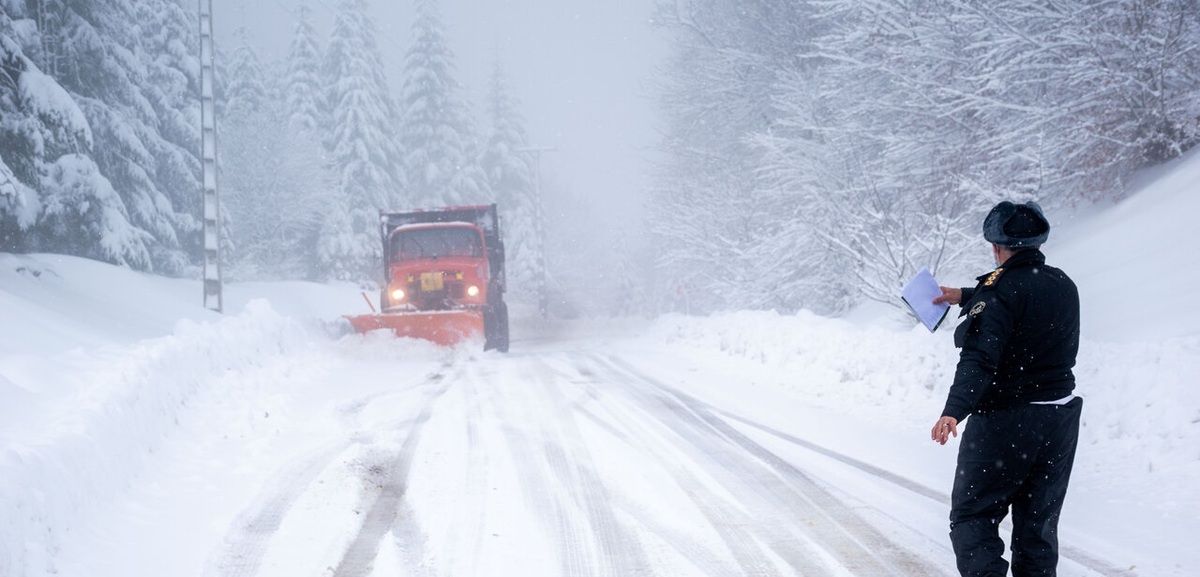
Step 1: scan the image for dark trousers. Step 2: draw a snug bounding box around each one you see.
[949,397,1082,577]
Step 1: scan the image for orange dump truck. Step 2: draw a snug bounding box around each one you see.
[345,204,510,352]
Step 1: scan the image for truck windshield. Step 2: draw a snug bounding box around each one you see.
[392,227,483,261]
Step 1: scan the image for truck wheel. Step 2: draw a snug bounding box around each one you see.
[495,301,510,353]
[484,301,510,353]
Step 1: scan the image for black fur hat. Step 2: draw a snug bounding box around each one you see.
[983,201,1050,248]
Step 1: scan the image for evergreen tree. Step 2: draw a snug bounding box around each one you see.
[1,11,48,246]
[0,2,150,266]
[134,0,203,274]
[283,2,334,280]
[35,0,200,272]
[480,59,540,304]
[1,14,57,249]
[219,33,268,279]
[0,152,38,252]
[319,0,403,281]
[398,0,490,208]
[284,3,326,134]
[223,26,268,119]
[37,153,154,266]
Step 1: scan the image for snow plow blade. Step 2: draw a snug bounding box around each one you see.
[344,310,484,346]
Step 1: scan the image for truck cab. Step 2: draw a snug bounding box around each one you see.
[382,222,490,312]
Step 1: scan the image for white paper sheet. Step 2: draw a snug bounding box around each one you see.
[901,267,950,332]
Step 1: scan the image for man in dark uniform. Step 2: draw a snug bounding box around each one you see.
[930,200,1083,577]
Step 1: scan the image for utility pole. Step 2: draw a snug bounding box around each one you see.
[518,146,555,319]
[198,0,222,313]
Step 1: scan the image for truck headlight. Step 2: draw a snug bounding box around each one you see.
[466,285,480,297]
[390,288,406,302]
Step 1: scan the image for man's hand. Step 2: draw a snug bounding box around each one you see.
[931,416,959,445]
[933,286,962,306]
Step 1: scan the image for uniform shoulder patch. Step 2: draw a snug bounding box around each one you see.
[969,301,987,317]
[983,267,1005,287]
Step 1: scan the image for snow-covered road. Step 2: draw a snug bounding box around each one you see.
[4,250,1193,576]
[178,335,956,577]
[38,319,1134,577]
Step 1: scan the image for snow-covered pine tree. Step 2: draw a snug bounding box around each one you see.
[35,0,200,272]
[38,153,154,266]
[282,2,333,280]
[480,59,540,305]
[284,3,326,134]
[133,0,203,275]
[219,30,269,279]
[398,0,490,208]
[1,11,47,246]
[0,154,38,252]
[1,13,58,250]
[224,26,268,120]
[0,2,151,267]
[319,0,404,282]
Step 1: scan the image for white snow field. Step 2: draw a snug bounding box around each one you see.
[2,150,1198,576]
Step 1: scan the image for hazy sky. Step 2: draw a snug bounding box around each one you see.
[211,0,666,221]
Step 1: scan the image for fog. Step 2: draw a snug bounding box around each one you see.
[212,0,664,225]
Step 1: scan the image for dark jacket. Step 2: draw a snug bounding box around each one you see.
[942,249,1080,421]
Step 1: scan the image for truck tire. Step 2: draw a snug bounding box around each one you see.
[495,301,510,353]
[484,301,510,353]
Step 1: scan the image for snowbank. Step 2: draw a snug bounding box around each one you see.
[0,299,320,574]
[642,309,1199,483]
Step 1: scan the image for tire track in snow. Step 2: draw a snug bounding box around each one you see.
[533,359,652,577]
[569,354,829,576]
[419,360,499,576]
[511,352,820,573]
[204,360,453,577]
[483,359,590,576]
[485,354,651,577]
[205,442,350,577]
[553,367,773,576]
[587,353,951,576]
[205,386,413,577]
[543,354,819,576]
[718,411,1136,577]
[330,368,453,577]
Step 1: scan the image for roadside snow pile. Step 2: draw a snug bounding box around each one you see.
[1075,337,1200,472]
[645,309,959,418]
[0,300,322,575]
[643,308,1200,503]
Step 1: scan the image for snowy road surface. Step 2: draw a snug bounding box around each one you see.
[201,345,944,577]
[32,317,1132,577]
